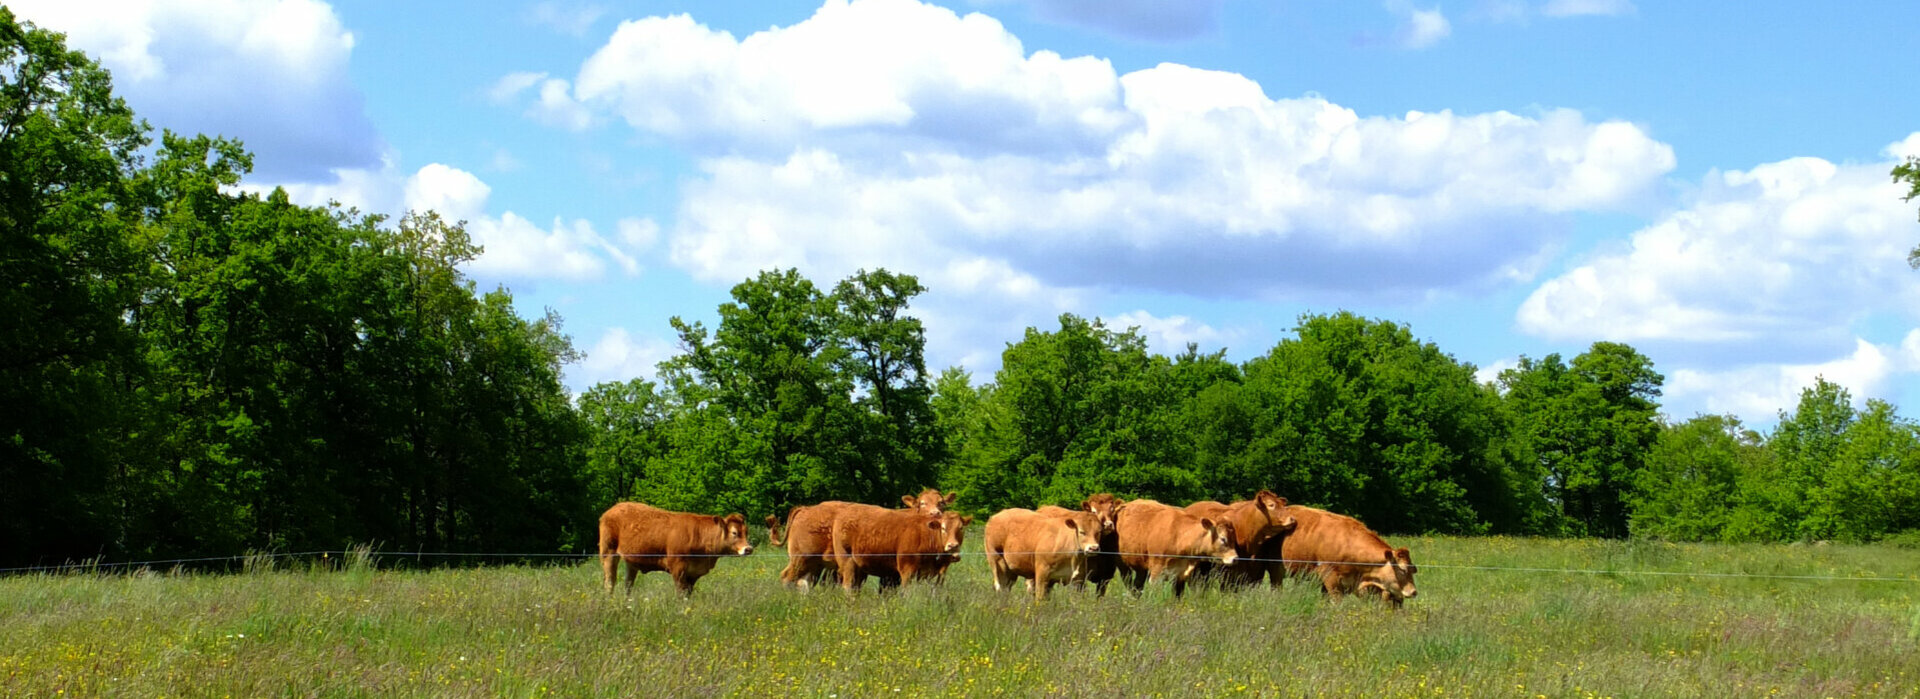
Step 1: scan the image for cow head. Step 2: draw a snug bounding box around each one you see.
[925,511,969,553]
[1198,518,1238,565]
[715,513,753,556]
[1362,547,1418,604]
[903,488,956,516]
[1062,512,1101,553]
[1252,490,1297,541]
[1081,493,1123,535]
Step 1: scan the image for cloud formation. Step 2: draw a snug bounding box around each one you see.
[503,0,1673,308]
[1519,138,1920,351]
[266,163,654,283]
[8,0,382,181]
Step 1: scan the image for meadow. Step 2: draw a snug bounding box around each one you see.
[4,536,1918,698]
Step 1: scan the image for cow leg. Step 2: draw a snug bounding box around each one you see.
[601,553,618,594]
[1171,563,1195,598]
[672,570,698,597]
[1266,562,1285,590]
[1032,562,1051,601]
[623,561,641,595]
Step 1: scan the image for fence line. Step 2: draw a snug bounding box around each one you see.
[5,549,1918,583]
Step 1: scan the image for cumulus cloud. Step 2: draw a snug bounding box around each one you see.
[576,327,678,386]
[1389,2,1453,49]
[1103,310,1239,356]
[505,0,1676,370]
[527,1,607,37]
[506,0,1671,301]
[8,0,381,181]
[1665,335,1915,423]
[1518,137,1920,352]
[262,162,654,283]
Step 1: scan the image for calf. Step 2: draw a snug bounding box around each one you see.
[1184,490,1297,589]
[598,502,755,597]
[1280,506,1418,608]
[831,508,970,594]
[985,508,1102,600]
[1038,492,1125,596]
[1113,499,1238,597]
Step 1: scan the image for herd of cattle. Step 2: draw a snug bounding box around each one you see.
[597,489,1418,607]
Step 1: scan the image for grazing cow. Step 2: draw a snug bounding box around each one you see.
[1113,499,1238,597]
[773,489,954,590]
[1184,490,1297,588]
[831,509,970,594]
[1039,492,1125,596]
[1280,506,1418,608]
[598,502,755,596]
[984,508,1103,600]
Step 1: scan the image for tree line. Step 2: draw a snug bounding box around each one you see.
[6,13,1919,567]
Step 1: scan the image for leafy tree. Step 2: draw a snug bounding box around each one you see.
[579,379,670,507]
[1235,312,1521,533]
[1896,154,1920,268]
[942,314,1198,514]
[0,8,150,564]
[1629,414,1759,541]
[1502,342,1663,537]
[656,268,940,516]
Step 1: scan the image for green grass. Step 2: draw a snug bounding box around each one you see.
[4,536,1918,697]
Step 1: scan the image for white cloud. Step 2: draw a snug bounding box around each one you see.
[1104,310,1239,356]
[1390,3,1453,49]
[8,0,381,181]
[528,1,607,37]
[1518,137,1920,349]
[260,162,652,282]
[1474,357,1518,386]
[576,327,678,386]
[1541,0,1636,18]
[1665,336,1910,423]
[509,0,1676,372]
[488,71,547,103]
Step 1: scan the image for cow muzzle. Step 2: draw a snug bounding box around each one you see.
[1083,543,1100,553]
[1217,554,1238,565]
[944,542,960,552]
[738,545,755,556]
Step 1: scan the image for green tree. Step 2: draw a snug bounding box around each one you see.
[579,379,670,508]
[0,8,150,564]
[942,314,1198,514]
[1502,342,1663,537]
[1895,154,1920,268]
[1630,414,1760,541]
[1236,313,1521,533]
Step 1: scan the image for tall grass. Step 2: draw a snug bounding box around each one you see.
[3,536,1917,697]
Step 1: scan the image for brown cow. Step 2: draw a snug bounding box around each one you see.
[831,508,970,594]
[772,489,954,590]
[598,502,755,596]
[1038,492,1125,596]
[1185,490,1297,588]
[1280,506,1418,607]
[1113,499,1238,597]
[902,487,957,515]
[985,508,1102,600]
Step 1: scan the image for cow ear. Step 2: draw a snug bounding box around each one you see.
[962,514,974,526]
[943,492,958,506]
[927,518,943,530]
[1063,518,1080,532]
[1382,550,1396,564]
[902,495,917,508]
[1396,547,1412,563]
[1199,517,1214,530]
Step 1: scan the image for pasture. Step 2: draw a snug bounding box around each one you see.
[3,536,1918,697]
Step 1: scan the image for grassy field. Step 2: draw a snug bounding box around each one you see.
[4,535,1918,698]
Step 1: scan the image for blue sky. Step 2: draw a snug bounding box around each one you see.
[15,0,1920,426]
